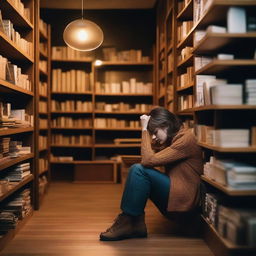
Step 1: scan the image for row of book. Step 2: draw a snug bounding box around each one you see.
[51,134,92,145]
[39,60,47,73]
[159,58,166,79]
[0,138,31,160]
[102,48,151,62]
[39,42,48,55]
[0,55,32,91]
[39,101,47,113]
[95,80,153,94]
[166,84,174,102]
[178,46,193,63]
[39,175,48,196]
[94,118,140,128]
[196,126,256,147]
[39,136,47,149]
[1,162,31,183]
[0,103,33,128]
[51,100,93,112]
[195,76,256,106]
[204,157,256,189]
[39,81,47,97]
[52,46,94,60]
[95,102,152,113]
[177,20,193,43]
[0,189,32,232]
[177,66,193,88]
[51,117,92,128]
[0,12,33,57]
[177,95,193,111]
[39,18,48,36]
[50,154,74,162]
[203,192,256,247]
[8,0,31,22]
[194,4,256,33]
[39,158,48,174]
[167,53,173,73]
[39,118,48,129]
[52,69,93,93]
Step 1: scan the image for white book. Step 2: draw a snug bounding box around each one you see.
[227,7,246,33]
[217,54,234,60]
[206,25,226,33]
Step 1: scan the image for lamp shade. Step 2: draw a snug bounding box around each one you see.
[63,19,104,51]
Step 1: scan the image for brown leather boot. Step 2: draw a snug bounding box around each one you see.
[99,213,147,241]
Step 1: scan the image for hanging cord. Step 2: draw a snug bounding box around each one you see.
[81,0,84,19]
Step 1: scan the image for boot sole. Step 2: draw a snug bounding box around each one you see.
[100,232,147,241]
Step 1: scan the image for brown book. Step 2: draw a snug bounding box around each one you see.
[251,126,256,146]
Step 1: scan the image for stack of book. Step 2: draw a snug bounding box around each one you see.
[245,79,256,105]
[4,162,31,182]
[0,137,11,159]
[204,157,256,189]
[9,141,31,158]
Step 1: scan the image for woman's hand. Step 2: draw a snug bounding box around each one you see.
[140,115,151,131]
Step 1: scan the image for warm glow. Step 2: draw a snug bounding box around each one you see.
[95,60,103,66]
[77,29,89,41]
[63,19,104,51]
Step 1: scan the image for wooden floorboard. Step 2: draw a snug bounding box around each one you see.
[1,183,214,256]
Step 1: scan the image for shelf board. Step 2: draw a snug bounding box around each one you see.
[0,31,33,62]
[193,32,256,54]
[177,28,194,49]
[52,58,93,63]
[51,111,92,114]
[96,61,154,66]
[51,91,93,95]
[198,141,256,152]
[94,111,146,115]
[0,0,33,29]
[39,168,48,176]
[39,128,48,131]
[0,210,33,251]
[194,0,256,31]
[50,160,116,164]
[51,127,93,130]
[39,148,48,152]
[0,153,34,171]
[177,54,194,67]
[167,43,173,54]
[39,94,47,99]
[0,127,33,136]
[202,215,256,252]
[95,93,152,97]
[51,144,93,148]
[0,79,33,96]
[0,174,33,202]
[94,144,141,148]
[39,49,48,59]
[94,128,141,131]
[177,0,193,20]
[39,112,48,115]
[176,109,194,115]
[39,29,48,41]
[176,81,194,92]
[39,69,48,76]
[195,59,256,75]
[193,105,256,111]
[201,175,256,196]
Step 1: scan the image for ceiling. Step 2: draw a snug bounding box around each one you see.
[40,0,157,9]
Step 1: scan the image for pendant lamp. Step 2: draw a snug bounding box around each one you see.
[63,0,104,51]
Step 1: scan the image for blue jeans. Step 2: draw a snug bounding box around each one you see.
[121,164,170,216]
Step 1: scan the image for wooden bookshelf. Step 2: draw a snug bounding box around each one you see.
[34,10,51,209]
[0,0,35,250]
[156,0,256,255]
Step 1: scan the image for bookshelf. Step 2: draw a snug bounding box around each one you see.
[49,46,154,182]
[0,0,35,250]
[156,0,256,255]
[34,5,51,209]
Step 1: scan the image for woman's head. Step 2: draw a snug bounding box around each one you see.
[147,107,182,145]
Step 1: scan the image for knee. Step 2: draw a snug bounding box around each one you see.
[129,163,144,175]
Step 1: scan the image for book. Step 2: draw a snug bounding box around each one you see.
[227,7,246,33]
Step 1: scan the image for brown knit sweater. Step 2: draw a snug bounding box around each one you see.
[141,127,203,212]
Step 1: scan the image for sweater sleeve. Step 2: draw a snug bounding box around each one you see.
[140,130,191,167]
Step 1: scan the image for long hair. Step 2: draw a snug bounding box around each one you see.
[147,107,182,145]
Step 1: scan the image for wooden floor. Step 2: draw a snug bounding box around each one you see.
[1,183,214,256]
